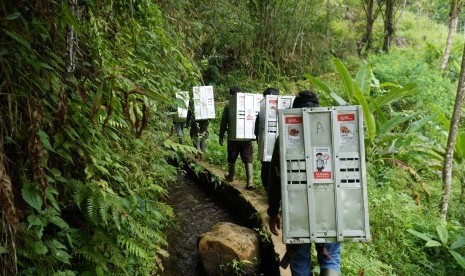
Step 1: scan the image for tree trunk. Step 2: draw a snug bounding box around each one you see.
[383,0,395,52]
[67,0,78,76]
[440,0,462,72]
[358,0,385,56]
[358,0,375,55]
[440,40,465,221]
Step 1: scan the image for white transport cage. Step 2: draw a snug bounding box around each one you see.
[278,106,370,243]
[175,91,189,122]
[228,93,263,141]
[258,95,295,162]
[193,85,215,120]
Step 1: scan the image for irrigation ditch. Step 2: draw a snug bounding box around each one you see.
[162,157,290,275]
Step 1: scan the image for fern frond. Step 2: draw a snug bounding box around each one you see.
[344,252,394,276]
[86,197,95,222]
[75,248,109,270]
[117,236,150,260]
[71,180,86,208]
[128,223,164,244]
[111,207,121,231]
[98,196,110,225]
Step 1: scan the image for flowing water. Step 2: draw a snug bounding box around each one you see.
[161,171,243,275]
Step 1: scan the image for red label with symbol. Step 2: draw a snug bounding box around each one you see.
[285,116,302,124]
[337,114,355,121]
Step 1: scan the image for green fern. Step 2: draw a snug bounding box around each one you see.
[86,197,96,222]
[72,180,87,208]
[66,175,170,274]
[98,197,110,225]
[343,251,395,275]
[117,236,150,260]
[111,207,122,231]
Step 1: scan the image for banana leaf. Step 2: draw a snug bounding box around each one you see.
[428,104,451,129]
[371,99,388,126]
[354,84,376,143]
[332,57,354,102]
[303,73,334,95]
[355,61,371,96]
[303,73,348,105]
[369,83,417,112]
[408,114,436,133]
[408,148,444,162]
[378,111,421,135]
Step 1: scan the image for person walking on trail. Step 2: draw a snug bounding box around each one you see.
[254,87,279,194]
[173,119,186,144]
[172,92,189,144]
[267,90,342,276]
[186,100,210,157]
[219,86,254,189]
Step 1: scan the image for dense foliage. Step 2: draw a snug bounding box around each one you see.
[1,0,465,275]
[1,0,198,274]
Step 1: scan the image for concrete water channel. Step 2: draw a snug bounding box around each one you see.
[163,157,291,276]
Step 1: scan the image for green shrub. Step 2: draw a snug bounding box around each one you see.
[369,51,455,113]
[367,167,439,275]
[2,0,198,274]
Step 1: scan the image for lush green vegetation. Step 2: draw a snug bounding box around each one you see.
[1,0,465,275]
[1,1,197,274]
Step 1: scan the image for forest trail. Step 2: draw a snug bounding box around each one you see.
[191,157,291,276]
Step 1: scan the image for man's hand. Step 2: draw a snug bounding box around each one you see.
[268,215,281,236]
[219,137,224,146]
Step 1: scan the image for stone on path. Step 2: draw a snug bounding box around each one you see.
[198,222,260,275]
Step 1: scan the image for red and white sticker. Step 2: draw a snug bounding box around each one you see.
[285,116,302,124]
[286,116,303,146]
[312,147,332,182]
[338,113,356,144]
[338,113,355,121]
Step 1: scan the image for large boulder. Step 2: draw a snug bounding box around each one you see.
[198,222,260,275]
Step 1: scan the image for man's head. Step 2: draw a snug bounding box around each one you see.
[292,90,319,108]
[263,87,279,96]
[229,86,241,96]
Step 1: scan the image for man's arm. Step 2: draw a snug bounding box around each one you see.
[186,99,194,127]
[267,138,282,235]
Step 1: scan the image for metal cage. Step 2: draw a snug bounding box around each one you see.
[278,106,370,243]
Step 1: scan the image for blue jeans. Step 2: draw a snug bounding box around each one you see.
[288,242,341,276]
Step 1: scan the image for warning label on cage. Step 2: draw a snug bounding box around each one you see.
[286,116,303,146]
[338,113,356,144]
[267,99,277,119]
[313,147,332,182]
